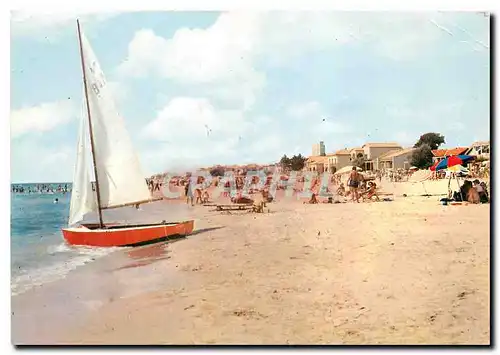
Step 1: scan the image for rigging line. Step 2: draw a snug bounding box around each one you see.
[429,17,489,51]
[429,19,454,36]
[450,21,489,49]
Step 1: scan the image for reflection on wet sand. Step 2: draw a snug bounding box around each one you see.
[116,242,174,271]
[115,227,225,271]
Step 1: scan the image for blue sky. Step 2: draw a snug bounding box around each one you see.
[10,11,490,182]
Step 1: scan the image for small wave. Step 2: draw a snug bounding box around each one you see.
[46,243,72,255]
[12,244,122,296]
[74,245,125,256]
[46,242,124,256]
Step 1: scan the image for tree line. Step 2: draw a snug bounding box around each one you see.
[279,154,307,171]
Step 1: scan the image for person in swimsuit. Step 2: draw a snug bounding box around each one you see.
[348,167,361,203]
[474,180,489,203]
[185,181,194,206]
[363,181,380,201]
[194,186,203,204]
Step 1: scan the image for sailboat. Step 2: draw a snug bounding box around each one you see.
[62,20,194,247]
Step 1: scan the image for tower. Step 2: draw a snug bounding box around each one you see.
[312,141,326,156]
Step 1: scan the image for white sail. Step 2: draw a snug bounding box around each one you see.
[68,92,97,226]
[80,29,152,208]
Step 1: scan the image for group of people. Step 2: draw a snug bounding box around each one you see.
[11,184,70,194]
[301,167,379,204]
[467,163,490,179]
[453,179,489,204]
[184,181,210,206]
[147,178,163,192]
[383,169,411,182]
[338,167,379,203]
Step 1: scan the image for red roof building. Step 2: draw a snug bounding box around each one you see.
[431,147,468,162]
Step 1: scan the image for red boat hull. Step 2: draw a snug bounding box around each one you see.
[62,220,195,247]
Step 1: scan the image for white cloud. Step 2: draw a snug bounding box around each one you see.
[10,10,117,38]
[117,13,262,82]
[10,100,76,139]
[117,14,266,109]
[140,97,251,172]
[138,96,359,174]
[142,97,247,142]
[117,12,482,79]
[116,13,359,106]
[116,12,484,111]
[107,81,129,106]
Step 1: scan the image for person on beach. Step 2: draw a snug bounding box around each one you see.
[467,184,480,204]
[347,167,361,203]
[194,187,203,204]
[362,181,380,202]
[202,190,210,204]
[336,183,345,196]
[231,193,253,204]
[223,180,231,198]
[185,181,194,206]
[474,180,489,203]
[480,181,489,199]
[458,180,473,202]
[304,192,318,204]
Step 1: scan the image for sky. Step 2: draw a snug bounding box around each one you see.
[10,11,490,183]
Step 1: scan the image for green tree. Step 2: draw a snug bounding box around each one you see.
[410,144,434,169]
[414,132,445,151]
[290,154,307,171]
[280,155,291,170]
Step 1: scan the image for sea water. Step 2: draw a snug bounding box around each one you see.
[10,184,118,296]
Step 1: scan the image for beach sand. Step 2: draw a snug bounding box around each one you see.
[45,187,490,345]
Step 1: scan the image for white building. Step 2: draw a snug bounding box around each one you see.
[377,148,416,170]
[362,142,403,171]
[465,141,490,160]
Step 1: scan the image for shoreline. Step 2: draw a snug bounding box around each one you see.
[12,189,490,345]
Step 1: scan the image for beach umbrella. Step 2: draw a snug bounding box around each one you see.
[435,155,475,171]
[409,166,418,171]
[435,155,475,200]
[447,165,468,173]
[429,160,440,171]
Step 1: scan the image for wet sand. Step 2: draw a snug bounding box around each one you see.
[39,188,490,345]
[11,200,194,345]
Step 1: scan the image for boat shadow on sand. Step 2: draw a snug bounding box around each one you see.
[114,226,225,271]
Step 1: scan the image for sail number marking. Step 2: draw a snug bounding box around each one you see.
[89,61,106,97]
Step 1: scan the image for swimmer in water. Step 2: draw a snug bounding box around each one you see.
[54,198,59,204]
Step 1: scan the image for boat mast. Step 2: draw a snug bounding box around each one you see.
[76,19,105,228]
